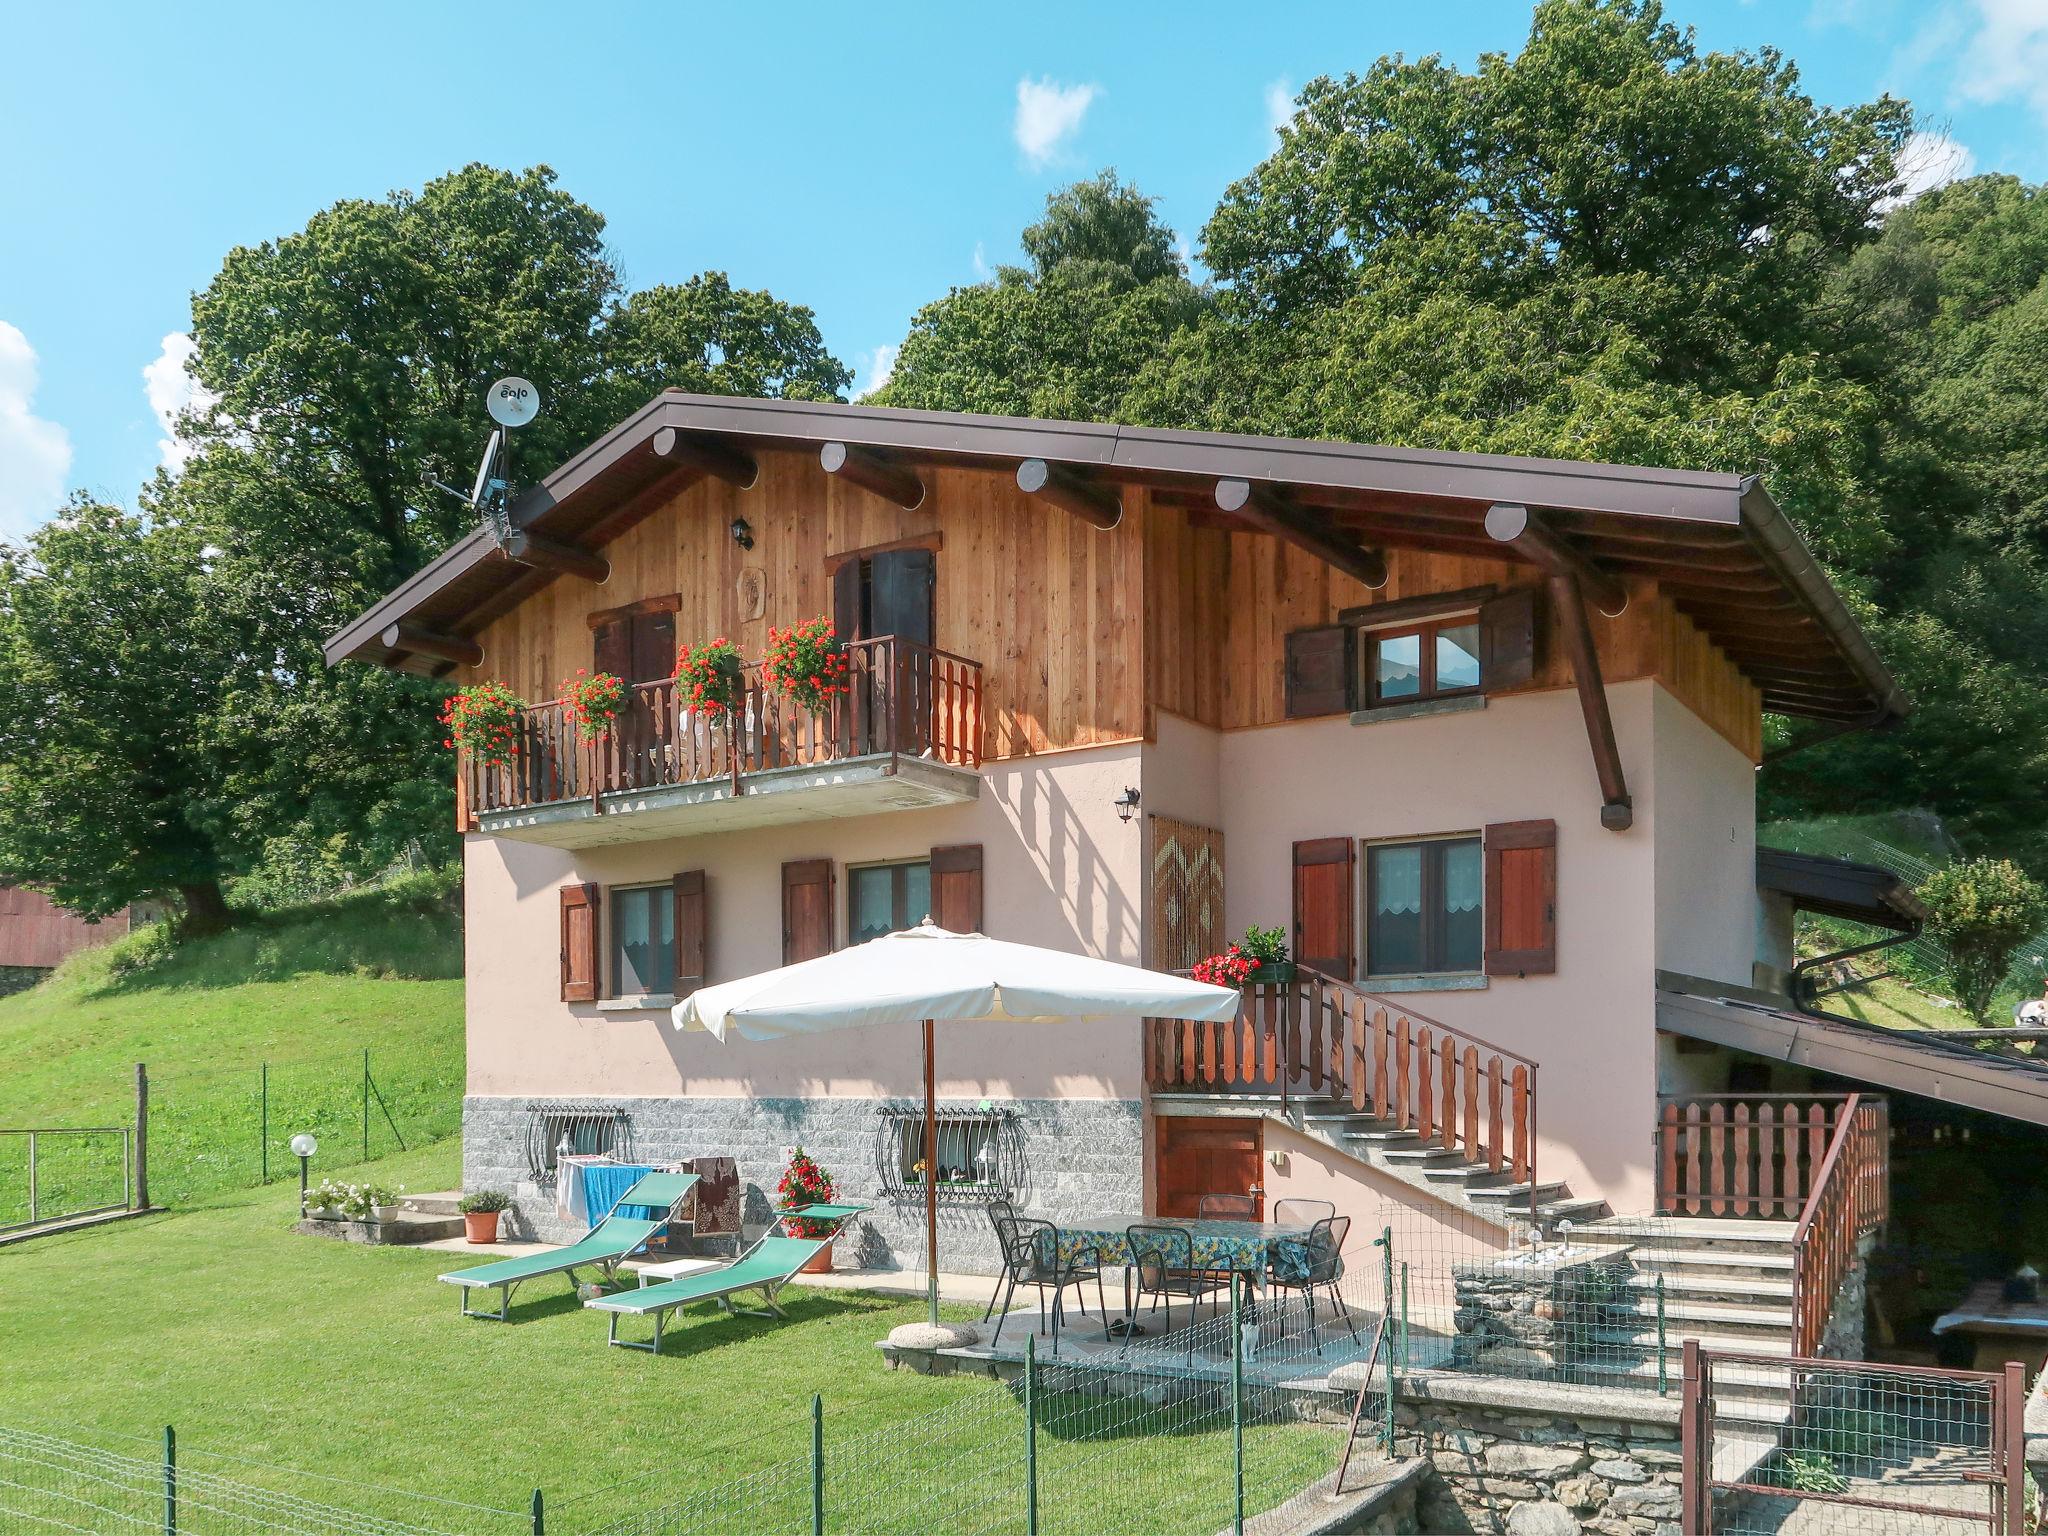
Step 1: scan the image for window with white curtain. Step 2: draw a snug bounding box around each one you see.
[1366,836,1483,975]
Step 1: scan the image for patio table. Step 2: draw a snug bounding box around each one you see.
[1038,1214,1314,1347]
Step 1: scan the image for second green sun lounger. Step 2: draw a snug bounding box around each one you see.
[438,1170,699,1321]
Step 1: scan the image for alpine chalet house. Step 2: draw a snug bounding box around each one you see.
[327,393,1906,1316]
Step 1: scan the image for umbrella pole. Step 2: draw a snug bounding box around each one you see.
[924,1018,939,1326]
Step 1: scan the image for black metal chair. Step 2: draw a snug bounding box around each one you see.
[1265,1214,1358,1355]
[1270,1197,1334,1228]
[988,1215,1105,1348]
[981,1199,1019,1322]
[1198,1193,1257,1220]
[1124,1223,1232,1349]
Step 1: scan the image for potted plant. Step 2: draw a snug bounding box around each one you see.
[561,669,628,741]
[776,1147,839,1273]
[304,1176,349,1221]
[459,1190,511,1245]
[675,636,745,719]
[1191,944,1258,989]
[1239,924,1294,985]
[348,1182,404,1224]
[761,617,851,717]
[438,680,527,769]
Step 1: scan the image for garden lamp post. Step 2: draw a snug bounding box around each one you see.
[290,1132,317,1214]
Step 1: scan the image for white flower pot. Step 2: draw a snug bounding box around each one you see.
[371,1204,401,1224]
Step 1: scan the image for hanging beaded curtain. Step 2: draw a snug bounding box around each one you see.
[1148,816,1225,970]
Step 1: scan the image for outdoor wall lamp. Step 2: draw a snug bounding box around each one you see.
[730,516,754,550]
[1114,787,1141,824]
[290,1131,318,1214]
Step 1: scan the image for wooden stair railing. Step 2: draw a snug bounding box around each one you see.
[1788,1094,1890,1359]
[1146,971,1541,1199]
[1656,1094,1876,1219]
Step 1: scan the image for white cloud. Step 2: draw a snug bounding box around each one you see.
[1265,77,1296,137]
[972,241,990,278]
[1883,129,1978,208]
[0,321,72,543]
[1951,0,2048,120]
[1014,76,1098,170]
[855,342,899,400]
[142,331,217,473]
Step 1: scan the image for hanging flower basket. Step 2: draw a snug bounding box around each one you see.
[762,617,852,716]
[439,682,527,770]
[561,669,627,742]
[675,637,745,719]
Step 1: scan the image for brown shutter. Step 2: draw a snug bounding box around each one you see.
[560,883,601,1002]
[930,844,984,934]
[1284,626,1353,718]
[831,558,863,641]
[1291,837,1356,981]
[631,610,677,685]
[782,858,835,963]
[1478,587,1538,693]
[593,616,630,680]
[1485,819,1557,976]
[673,869,707,992]
[871,548,936,645]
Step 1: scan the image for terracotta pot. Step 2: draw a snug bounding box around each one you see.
[464,1210,501,1245]
[801,1238,835,1274]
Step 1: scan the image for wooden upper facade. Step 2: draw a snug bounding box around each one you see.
[328,392,1906,791]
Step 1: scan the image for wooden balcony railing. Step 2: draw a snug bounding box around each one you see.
[458,635,983,818]
[1656,1094,1877,1219]
[1789,1094,1890,1358]
[1145,970,1540,1196]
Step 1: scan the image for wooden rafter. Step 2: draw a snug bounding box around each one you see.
[821,441,925,509]
[651,426,759,488]
[1215,478,1388,589]
[1550,574,1633,830]
[1016,459,1122,529]
[379,621,482,668]
[1485,503,1629,617]
[503,531,609,584]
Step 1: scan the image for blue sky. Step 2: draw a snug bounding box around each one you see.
[3,0,2045,541]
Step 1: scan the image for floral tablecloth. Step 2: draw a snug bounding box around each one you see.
[1043,1216,1313,1282]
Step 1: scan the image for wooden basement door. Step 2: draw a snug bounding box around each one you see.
[1154,1115,1263,1220]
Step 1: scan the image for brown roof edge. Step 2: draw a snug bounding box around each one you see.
[1737,479,1910,723]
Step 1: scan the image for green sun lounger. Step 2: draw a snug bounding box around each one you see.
[586,1203,869,1354]
[438,1170,700,1321]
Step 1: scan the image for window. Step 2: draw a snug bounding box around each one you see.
[1363,617,1482,707]
[611,884,675,996]
[1366,836,1483,975]
[849,860,931,945]
[876,1106,1018,1204]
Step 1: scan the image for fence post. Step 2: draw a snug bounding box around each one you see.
[162,1425,176,1536]
[812,1393,825,1536]
[1398,1261,1410,1372]
[1656,1275,1669,1396]
[25,1130,36,1226]
[361,1049,370,1163]
[2004,1360,2026,1536]
[260,1062,269,1185]
[1679,1339,1702,1536]
[1230,1276,1245,1536]
[530,1487,543,1536]
[1380,1227,1396,1454]
[1025,1334,1040,1536]
[134,1063,149,1211]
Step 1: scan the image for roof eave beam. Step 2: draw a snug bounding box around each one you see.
[1485,502,1628,617]
[378,621,482,669]
[1549,573,1634,831]
[651,426,759,488]
[1215,478,1388,589]
[503,531,610,584]
[1016,459,1122,530]
[821,442,925,510]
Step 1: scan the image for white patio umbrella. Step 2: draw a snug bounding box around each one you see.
[673,921,1241,1324]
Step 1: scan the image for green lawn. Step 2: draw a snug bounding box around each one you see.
[0,873,463,1222]
[0,1143,1338,1535]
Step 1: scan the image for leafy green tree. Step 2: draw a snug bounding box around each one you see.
[1917,859,2048,1022]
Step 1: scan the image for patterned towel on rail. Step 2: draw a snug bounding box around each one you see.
[688,1156,742,1237]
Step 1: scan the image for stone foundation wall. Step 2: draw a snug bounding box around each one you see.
[0,964,49,998]
[461,1093,1143,1272]
[1815,1232,1874,1360]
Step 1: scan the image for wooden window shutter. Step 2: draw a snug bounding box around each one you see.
[831,558,863,642]
[593,617,630,680]
[1284,626,1353,718]
[930,844,984,934]
[1291,837,1356,981]
[673,870,707,992]
[1484,819,1557,976]
[870,548,936,646]
[782,859,835,964]
[631,610,677,685]
[1478,587,1538,693]
[560,883,601,1003]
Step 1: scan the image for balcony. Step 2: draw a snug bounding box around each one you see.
[458,636,984,848]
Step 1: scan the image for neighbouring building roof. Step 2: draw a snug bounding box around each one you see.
[1756,847,1928,932]
[1658,972,2048,1129]
[324,392,1908,724]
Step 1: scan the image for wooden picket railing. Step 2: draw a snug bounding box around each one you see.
[1656,1094,1876,1219]
[1144,970,1540,1193]
[457,635,983,819]
[1789,1094,1890,1359]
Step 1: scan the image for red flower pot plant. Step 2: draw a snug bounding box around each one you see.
[777,1147,840,1273]
[439,681,527,769]
[761,616,852,717]
[674,636,746,719]
[560,669,628,741]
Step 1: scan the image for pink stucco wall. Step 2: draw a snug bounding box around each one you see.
[463,741,1148,1103]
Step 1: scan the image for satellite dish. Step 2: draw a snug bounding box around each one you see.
[487,376,541,429]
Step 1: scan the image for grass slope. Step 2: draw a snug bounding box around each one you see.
[0,873,463,1221]
[0,1147,1329,1533]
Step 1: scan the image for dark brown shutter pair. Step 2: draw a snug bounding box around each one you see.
[1290,819,1557,981]
[1282,587,1539,718]
[559,870,709,1002]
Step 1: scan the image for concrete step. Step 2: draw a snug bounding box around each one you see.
[1380,1146,1463,1166]
[1340,1128,1421,1147]
[1420,1163,1516,1185]
[1583,1216,1798,1250]
[1464,1181,1568,1205]
[295,1210,462,1246]
[1623,1296,1794,1332]
[1624,1270,1795,1305]
[402,1190,463,1217]
[1601,1326,1795,1358]
[1625,1246,1797,1279]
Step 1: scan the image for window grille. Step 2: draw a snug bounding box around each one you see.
[523,1103,633,1184]
[874,1105,1022,1205]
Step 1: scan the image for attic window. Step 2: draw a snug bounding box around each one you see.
[1363,616,1483,707]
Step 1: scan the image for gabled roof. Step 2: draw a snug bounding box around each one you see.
[1756,847,1928,932]
[323,392,1908,724]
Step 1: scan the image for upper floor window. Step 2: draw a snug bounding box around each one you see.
[1366,836,1482,976]
[1365,617,1483,707]
[612,883,675,996]
[1282,586,1536,720]
[849,859,931,945]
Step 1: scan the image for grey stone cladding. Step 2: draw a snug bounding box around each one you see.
[461,1094,1143,1274]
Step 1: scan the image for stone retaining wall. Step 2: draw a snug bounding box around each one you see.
[461,1093,1143,1271]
